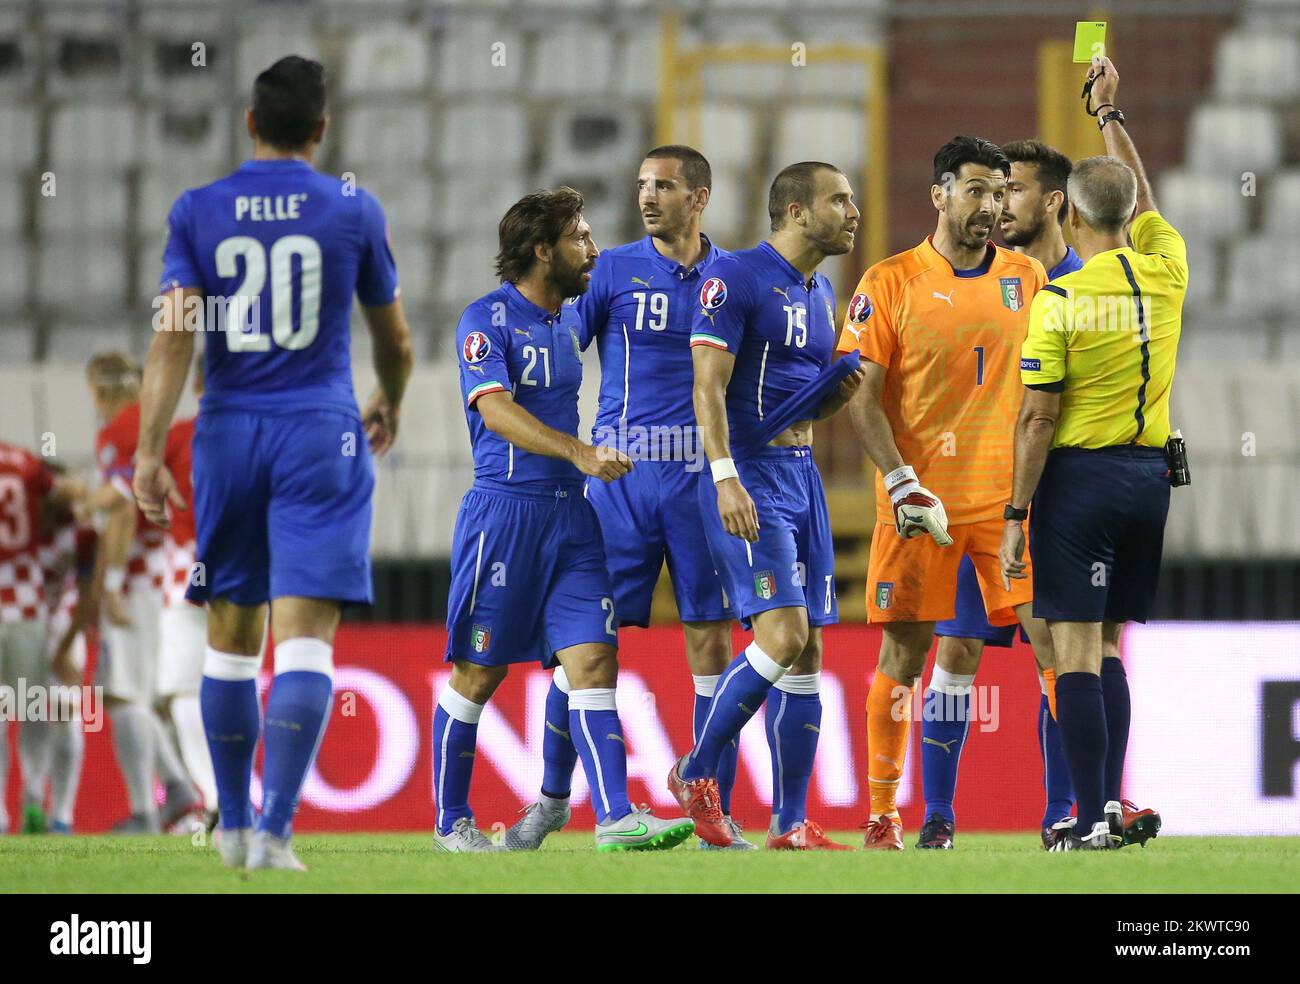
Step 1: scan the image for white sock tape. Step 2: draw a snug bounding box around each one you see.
[692,674,720,698]
[744,641,788,684]
[774,671,821,695]
[274,637,334,677]
[203,647,262,682]
[438,687,485,725]
[567,688,617,712]
[929,666,975,697]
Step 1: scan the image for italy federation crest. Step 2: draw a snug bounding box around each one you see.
[875,581,894,611]
[999,277,1024,312]
[471,624,492,653]
[754,570,776,601]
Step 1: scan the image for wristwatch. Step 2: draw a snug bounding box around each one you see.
[1098,107,1126,130]
[1004,504,1029,522]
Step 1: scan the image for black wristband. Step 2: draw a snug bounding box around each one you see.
[1004,504,1029,522]
[1098,108,1126,130]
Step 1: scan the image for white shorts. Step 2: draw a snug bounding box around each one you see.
[0,619,49,686]
[96,580,162,703]
[157,602,206,697]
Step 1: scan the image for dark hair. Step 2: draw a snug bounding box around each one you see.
[1002,139,1074,225]
[252,55,326,151]
[932,136,1010,187]
[767,161,842,232]
[495,187,585,284]
[644,145,713,191]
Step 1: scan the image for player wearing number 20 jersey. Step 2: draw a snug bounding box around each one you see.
[159,154,398,606]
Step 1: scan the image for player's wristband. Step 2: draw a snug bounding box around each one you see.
[883,465,919,499]
[1004,504,1029,522]
[710,457,739,484]
[104,566,125,593]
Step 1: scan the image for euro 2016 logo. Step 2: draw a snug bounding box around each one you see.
[698,277,728,319]
[847,292,873,324]
[463,331,491,364]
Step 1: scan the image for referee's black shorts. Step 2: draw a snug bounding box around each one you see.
[1029,445,1171,624]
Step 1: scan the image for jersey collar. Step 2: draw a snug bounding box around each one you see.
[921,236,997,279]
[238,159,314,173]
[757,240,817,290]
[502,281,559,325]
[1047,246,1081,281]
[641,233,719,277]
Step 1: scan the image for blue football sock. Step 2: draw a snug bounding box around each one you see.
[920,669,974,825]
[569,689,631,824]
[765,675,821,834]
[541,667,576,799]
[693,676,739,815]
[1055,672,1107,830]
[433,686,483,835]
[1039,692,1075,827]
[683,643,785,782]
[200,648,263,831]
[1101,658,1131,804]
[258,639,334,840]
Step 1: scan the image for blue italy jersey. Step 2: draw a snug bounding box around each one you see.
[688,242,837,456]
[1047,246,1083,281]
[456,282,585,487]
[159,159,399,417]
[577,235,726,440]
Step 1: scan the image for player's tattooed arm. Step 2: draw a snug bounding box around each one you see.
[476,391,632,482]
[1001,387,1061,587]
[361,300,415,457]
[135,287,198,526]
[692,344,759,542]
[1088,56,1155,216]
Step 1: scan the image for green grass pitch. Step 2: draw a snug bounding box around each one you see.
[4,832,1298,893]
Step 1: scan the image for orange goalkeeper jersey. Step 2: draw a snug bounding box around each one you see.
[837,238,1046,525]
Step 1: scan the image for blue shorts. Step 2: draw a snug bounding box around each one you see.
[697,446,838,629]
[585,460,733,627]
[1030,446,1170,623]
[934,556,1026,647]
[187,409,374,607]
[445,480,617,668]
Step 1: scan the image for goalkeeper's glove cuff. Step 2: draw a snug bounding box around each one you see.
[884,464,920,502]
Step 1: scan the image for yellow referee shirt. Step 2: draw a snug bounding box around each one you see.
[1019,210,1188,448]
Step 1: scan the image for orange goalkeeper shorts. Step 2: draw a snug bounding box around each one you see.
[865,517,1033,625]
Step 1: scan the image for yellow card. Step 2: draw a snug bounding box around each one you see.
[1073,21,1107,63]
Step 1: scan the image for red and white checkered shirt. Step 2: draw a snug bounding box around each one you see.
[163,533,198,608]
[127,528,169,596]
[0,554,46,624]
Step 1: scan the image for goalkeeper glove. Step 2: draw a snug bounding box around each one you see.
[885,465,953,546]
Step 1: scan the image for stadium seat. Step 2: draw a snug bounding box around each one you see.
[1234,367,1296,460]
[235,24,319,87]
[44,22,127,96]
[1157,170,1249,243]
[0,243,28,310]
[1186,105,1282,176]
[388,236,435,309]
[360,171,437,236]
[0,15,35,94]
[697,14,790,100]
[1263,168,1300,234]
[1225,234,1300,317]
[35,364,98,466]
[1214,32,1300,100]
[1278,324,1300,362]
[0,324,35,364]
[701,164,758,248]
[435,16,522,95]
[775,104,866,175]
[531,26,613,96]
[339,100,433,168]
[789,16,879,98]
[45,322,140,364]
[35,170,129,235]
[1179,325,1272,365]
[141,104,230,167]
[437,102,527,169]
[0,173,22,233]
[138,9,226,97]
[431,169,529,237]
[1170,366,1239,455]
[0,367,38,445]
[137,169,207,238]
[692,102,757,170]
[437,236,499,307]
[544,105,649,178]
[0,106,36,168]
[38,239,128,311]
[612,19,661,97]
[1181,237,1220,311]
[50,103,139,169]
[341,24,430,94]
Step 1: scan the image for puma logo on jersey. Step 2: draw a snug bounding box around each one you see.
[606,732,625,745]
[631,276,654,288]
[514,328,532,337]
[545,721,570,740]
[932,290,955,307]
[804,723,820,734]
[922,736,958,754]
[772,286,792,302]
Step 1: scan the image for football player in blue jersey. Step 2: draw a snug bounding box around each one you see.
[668,162,866,850]
[434,187,694,853]
[917,140,1083,850]
[505,146,761,852]
[132,57,414,871]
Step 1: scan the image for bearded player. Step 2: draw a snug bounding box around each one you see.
[668,162,865,850]
[840,137,1051,850]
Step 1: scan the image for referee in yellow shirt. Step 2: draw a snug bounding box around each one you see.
[999,57,1184,851]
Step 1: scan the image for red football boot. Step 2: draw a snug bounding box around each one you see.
[1107,799,1161,848]
[765,820,854,851]
[667,758,731,847]
[860,815,905,851]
